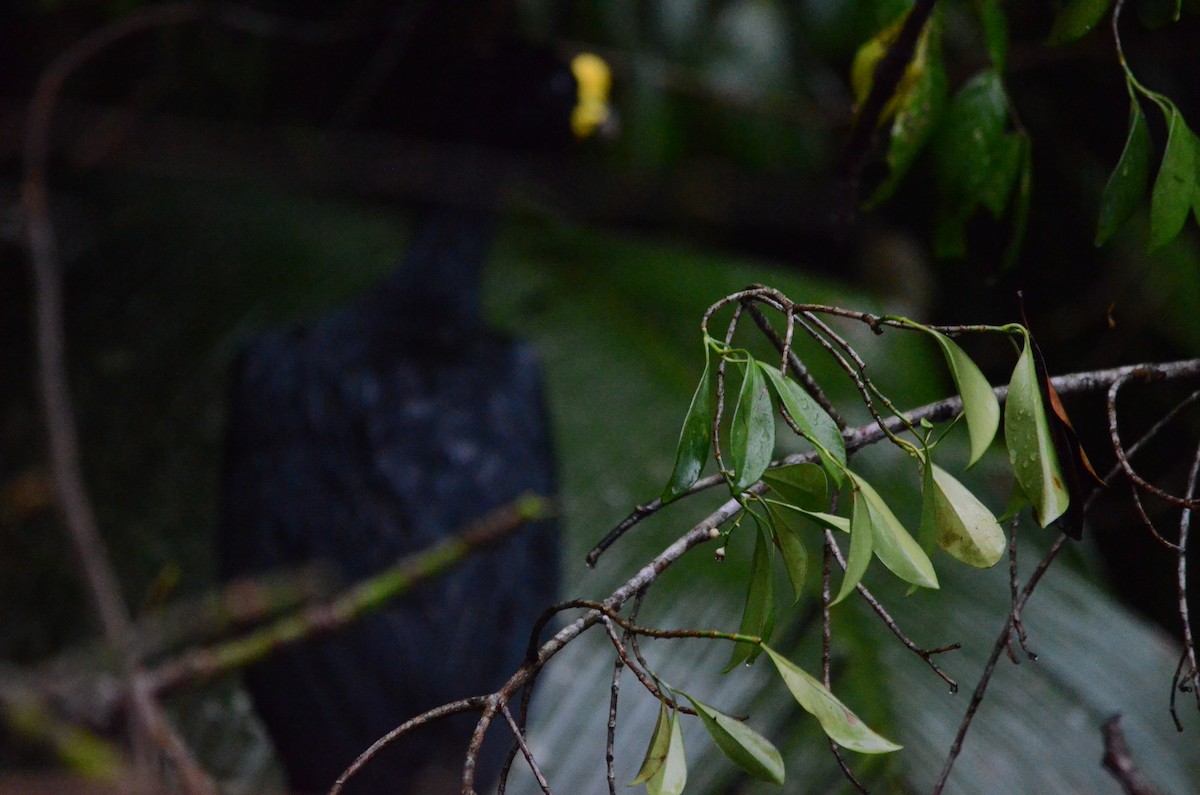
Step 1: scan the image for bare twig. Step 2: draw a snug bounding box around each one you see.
[1007,518,1036,661]
[743,301,846,429]
[329,697,488,795]
[825,530,959,692]
[1100,715,1161,795]
[1172,440,1200,725]
[1108,374,1200,511]
[499,703,552,795]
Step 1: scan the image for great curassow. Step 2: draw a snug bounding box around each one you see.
[217,34,611,795]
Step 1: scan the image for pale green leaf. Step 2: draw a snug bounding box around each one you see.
[730,357,775,490]
[758,363,846,485]
[646,709,687,795]
[630,701,671,785]
[1004,334,1069,527]
[774,504,850,534]
[762,462,827,511]
[1096,96,1152,246]
[1149,107,1198,251]
[923,328,1000,466]
[763,645,903,754]
[833,485,874,605]
[682,694,785,784]
[917,449,938,554]
[853,472,940,590]
[662,345,714,502]
[929,463,1006,567]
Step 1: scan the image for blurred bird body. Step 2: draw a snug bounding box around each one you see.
[218,43,608,795]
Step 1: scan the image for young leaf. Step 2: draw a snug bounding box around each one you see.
[1149,107,1198,251]
[833,485,874,605]
[920,327,1000,466]
[758,363,846,485]
[1004,333,1070,527]
[730,357,775,491]
[1096,97,1152,246]
[774,504,850,534]
[1047,0,1114,45]
[762,462,827,511]
[662,345,714,503]
[765,503,808,602]
[630,701,671,785]
[928,463,1006,568]
[853,472,940,590]
[917,450,938,554]
[681,694,785,785]
[726,522,775,670]
[762,645,903,754]
[646,709,687,795]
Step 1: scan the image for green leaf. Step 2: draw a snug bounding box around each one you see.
[726,521,775,670]
[921,327,1000,466]
[763,645,903,754]
[758,363,846,485]
[1096,97,1152,246]
[935,71,1009,206]
[762,462,827,511]
[917,449,939,554]
[1149,107,1199,251]
[979,133,1023,219]
[646,709,687,795]
[833,484,874,605]
[1004,333,1070,527]
[730,356,775,490]
[975,0,1009,72]
[928,463,1006,567]
[868,14,949,206]
[630,701,672,785]
[766,503,809,602]
[1001,134,1033,271]
[682,694,785,785]
[662,345,714,502]
[1047,0,1114,44]
[853,472,940,590]
[774,504,850,534]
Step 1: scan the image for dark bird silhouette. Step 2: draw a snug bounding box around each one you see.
[217,28,610,795]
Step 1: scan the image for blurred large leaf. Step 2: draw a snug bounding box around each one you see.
[1047,0,1114,44]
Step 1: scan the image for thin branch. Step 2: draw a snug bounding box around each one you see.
[499,703,552,795]
[1173,439,1200,724]
[329,697,488,795]
[1100,715,1161,795]
[1108,375,1200,510]
[588,358,1200,565]
[743,301,846,429]
[825,530,959,692]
